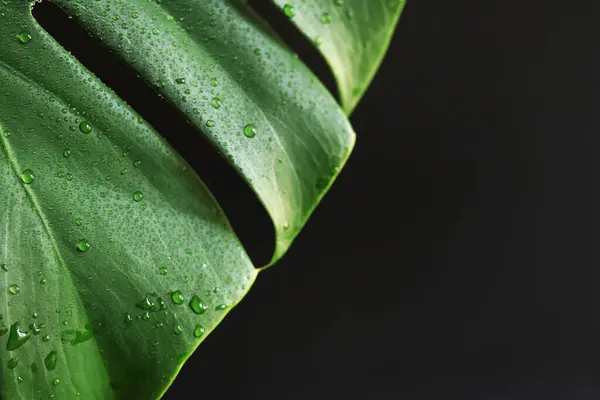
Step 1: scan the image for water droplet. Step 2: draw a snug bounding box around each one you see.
[79,121,92,134]
[157,297,166,311]
[9,284,19,295]
[152,28,160,35]
[141,312,150,321]
[131,12,139,19]
[75,218,83,226]
[52,378,60,386]
[215,304,229,311]
[206,120,215,128]
[283,4,295,18]
[63,149,71,158]
[66,173,73,181]
[133,160,142,168]
[173,323,183,335]
[1,264,7,272]
[154,322,164,328]
[7,357,19,369]
[321,12,331,24]
[6,322,30,351]
[254,48,262,56]
[243,124,257,138]
[211,98,222,109]
[334,0,344,5]
[76,239,90,252]
[16,376,23,383]
[121,168,128,175]
[21,169,34,184]
[133,191,143,202]
[189,295,208,314]
[175,78,186,85]
[44,351,58,371]
[210,77,218,87]
[171,290,184,305]
[17,32,32,44]
[159,267,168,275]
[42,334,50,342]
[136,296,155,311]
[193,325,205,338]
[125,313,133,324]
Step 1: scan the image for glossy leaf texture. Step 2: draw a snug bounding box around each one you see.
[273,0,406,114]
[0,0,359,399]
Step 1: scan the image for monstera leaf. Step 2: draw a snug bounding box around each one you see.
[274,0,407,114]
[0,0,401,399]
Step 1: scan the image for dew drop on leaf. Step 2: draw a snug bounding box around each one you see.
[1,264,7,272]
[159,267,168,275]
[8,284,19,295]
[136,297,155,311]
[283,4,296,18]
[173,323,182,335]
[17,32,32,44]
[243,124,257,138]
[52,378,60,386]
[211,98,221,109]
[133,191,143,202]
[6,322,30,351]
[193,325,205,338]
[79,121,93,134]
[189,295,208,314]
[21,169,34,184]
[171,290,184,305]
[76,239,91,252]
[215,304,229,311]
[44,350,58,371]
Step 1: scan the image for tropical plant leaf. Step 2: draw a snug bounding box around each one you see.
[272,0,406,114]
[0,0,398,398]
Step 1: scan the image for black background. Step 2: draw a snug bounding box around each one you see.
[35,0,600,399]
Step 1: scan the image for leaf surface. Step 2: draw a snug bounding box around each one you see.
[0,0,354,398]
[272,0,406,114]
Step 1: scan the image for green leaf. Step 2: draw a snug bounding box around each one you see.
[0,0,357,398]
[272,0,406,114]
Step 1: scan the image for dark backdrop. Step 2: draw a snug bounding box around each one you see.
[35,0,600,399]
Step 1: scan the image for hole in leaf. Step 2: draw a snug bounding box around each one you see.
[32,1,275,267]
[248,1,339,100]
